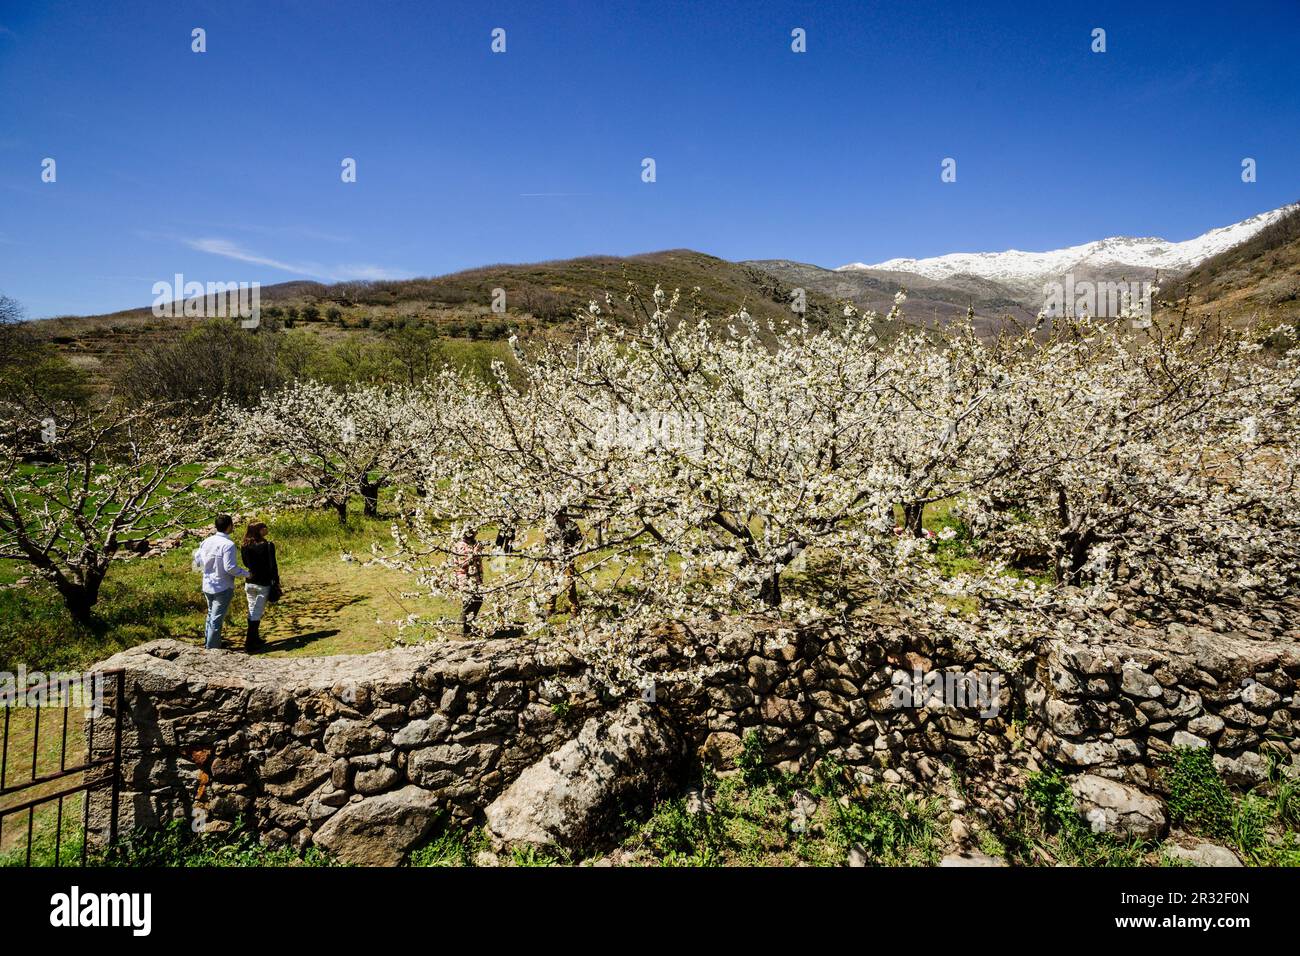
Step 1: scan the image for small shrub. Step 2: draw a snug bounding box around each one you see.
[825,787,942,866]
[407,823,488,867]
[1017,767,1148,866]
[1163,746,1234,838]
[735,729,768,787]
[1024,767,1078,834]
[634,797,723,867]
[510,844,566,867]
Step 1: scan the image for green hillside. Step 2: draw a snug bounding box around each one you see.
[27,249,859,390]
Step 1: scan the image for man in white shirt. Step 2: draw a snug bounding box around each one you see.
[195,514,249,649]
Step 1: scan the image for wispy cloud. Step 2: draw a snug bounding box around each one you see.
[184,238,316,275]
[182,237,405,282]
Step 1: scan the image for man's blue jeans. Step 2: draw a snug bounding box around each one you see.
[204,588,235,649]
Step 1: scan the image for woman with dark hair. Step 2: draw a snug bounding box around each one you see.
[240,521,280,651]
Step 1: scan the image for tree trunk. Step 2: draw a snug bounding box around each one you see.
[360,480,383,519]
[54,572,102,626]
[1054,487,1097,584]
[333,499,349,525]
[902,501,925,537]
[758,568,782,607]
[1056,528,1095,584]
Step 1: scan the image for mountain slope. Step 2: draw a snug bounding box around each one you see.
[837,204,1298,307]
[743,258,1037,334]
[1161,203,1300,326]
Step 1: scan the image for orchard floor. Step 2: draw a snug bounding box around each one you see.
[0,507,461,676]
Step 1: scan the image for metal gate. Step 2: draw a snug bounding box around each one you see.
[0,668,124,866]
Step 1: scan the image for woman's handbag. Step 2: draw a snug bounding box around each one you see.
[268,581,283,604]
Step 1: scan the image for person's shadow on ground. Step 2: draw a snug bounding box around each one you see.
[254,628,341,653]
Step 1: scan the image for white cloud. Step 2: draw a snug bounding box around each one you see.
[185,238,317,275]
[182,237,405,282]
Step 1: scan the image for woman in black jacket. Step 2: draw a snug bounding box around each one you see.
[240,521,280,651]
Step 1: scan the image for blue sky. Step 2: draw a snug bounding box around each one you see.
[1,0,1297,318]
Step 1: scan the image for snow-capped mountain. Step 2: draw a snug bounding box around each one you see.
[837,204,1299,303]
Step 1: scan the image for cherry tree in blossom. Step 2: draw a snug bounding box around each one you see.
[0,399,223,623]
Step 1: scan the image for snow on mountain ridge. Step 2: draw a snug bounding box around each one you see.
[838,205,1298,294]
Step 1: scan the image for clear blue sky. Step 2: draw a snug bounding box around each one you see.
[2,0,1297,318]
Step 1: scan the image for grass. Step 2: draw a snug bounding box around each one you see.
[1159,746,1300,867]
[0,701,97,856]
[0,502,463,860]
[400,736,946,868]
[1006,767,1150,866]
[1000,756,1300,867]
[1162,745,1235,838]
[406,823,490,867]
[9,747,1297,867]
[3,818,337,867]
[0,487,1035,677]
[4,489,1297,868]
[0,503,463,674]
[233,509,457,657]
[620,738,944,867]
[0,791,90,865]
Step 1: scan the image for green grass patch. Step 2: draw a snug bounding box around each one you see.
[407,821,490,867]
[108,820,335,867]
[1162,746,1234,838]
[1008,767,1150,866]
[623,741,943,867]
[0,503,462,674]
[1161,747,1300,865]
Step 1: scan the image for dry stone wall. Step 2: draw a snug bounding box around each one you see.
[88,616,1299,862]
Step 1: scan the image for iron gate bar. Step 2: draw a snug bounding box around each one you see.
[30,698,39,782]
[110,671,123,846]
[60,704,69,772]
[0,755,116,797]
[54,794,63,866]
[0,668,126,867]
[0,774,113,818]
